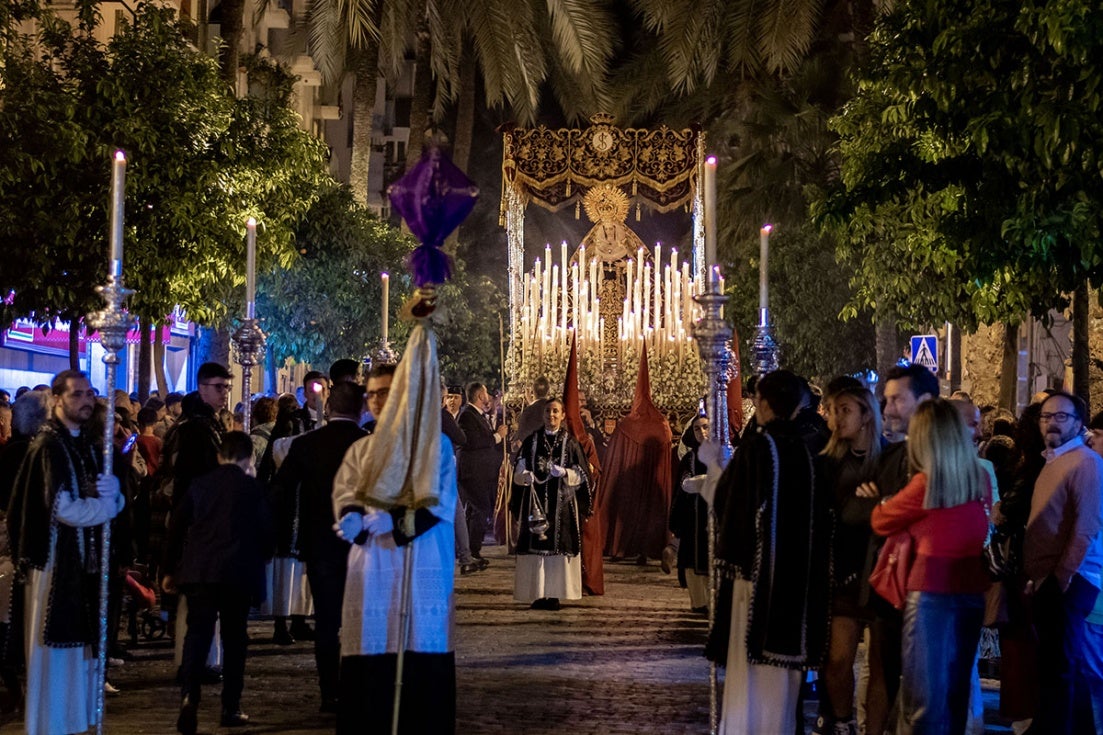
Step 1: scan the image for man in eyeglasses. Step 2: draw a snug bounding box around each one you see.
[1024,390,1103,735]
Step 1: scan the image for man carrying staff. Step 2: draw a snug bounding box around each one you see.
[332,323,457,734]
[8,370,125,735]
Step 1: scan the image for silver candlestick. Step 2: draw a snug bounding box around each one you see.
[231,318,266,432]
[693,287,736,735]
[370,338,399,367]
[752,307,780,377]
[88,274,135,735]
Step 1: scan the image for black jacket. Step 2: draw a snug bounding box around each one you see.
[164,463,274,603]
[161,392,224,509]
[269,419,367,565]
[456,405,501,492]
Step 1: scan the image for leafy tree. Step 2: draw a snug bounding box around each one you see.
[813,0,1103,331]
[0,6,331,339]
[256,183,413,369]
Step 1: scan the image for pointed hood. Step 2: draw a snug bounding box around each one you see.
[621,345,671,443]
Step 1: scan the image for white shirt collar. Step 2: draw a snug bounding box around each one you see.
[1043,434,1085,463]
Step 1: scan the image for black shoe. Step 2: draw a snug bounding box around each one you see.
[176,696,198,735]
[545,598,560,611]
[202,665,223,684]
[220,709,250,727]
[460,562,479,575]
[289,622,315,641]
[691,606,709,615]
[273,627,295,646]
[320,697,339,714]
[476,557,490,570]
[530,599,547,610]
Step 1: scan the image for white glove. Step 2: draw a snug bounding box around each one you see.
[335,512,365,542]
[516,471,535,486]
[364,511,394,536]
[697,439,721,471]
[96,473,120,500]
[548,463,566,478]
[682,475,706,495]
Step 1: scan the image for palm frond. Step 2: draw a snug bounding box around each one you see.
[626,0,682,33]
[427,0,462,121]
[464,0,546,123]
[756,0,823,75]
[306,0,347,85]
[543,0,616,77]
[334,0,379,51]
[723,0,761,74]
[377,0,416,79]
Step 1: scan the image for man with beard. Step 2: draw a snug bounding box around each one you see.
[1024,391,1103,735]
[8,370,125,735]
[456,382,508,563]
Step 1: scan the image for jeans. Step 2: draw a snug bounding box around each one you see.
[1027,574,1099,735]
[898,591,984,735]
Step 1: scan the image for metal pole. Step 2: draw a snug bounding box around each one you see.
[391,542,415,735]
[692,288,735,735]
[89,275,135,735]
[231,319,265,433]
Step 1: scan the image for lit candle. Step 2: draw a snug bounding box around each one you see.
[760,224,772,313]
[571,261,580,329]
[246,217,257,319]
[381,272,390,342]
[551,265,559,338]
[110,151,126,278]
[704,155,718,287]
[643,262,651,333]
[654,243,662,329]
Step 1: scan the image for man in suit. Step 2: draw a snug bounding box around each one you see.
[457,382,508,561]
[270,382,368,713]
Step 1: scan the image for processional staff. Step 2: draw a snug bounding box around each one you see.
[88,150,137,735]
[232,217,266,431]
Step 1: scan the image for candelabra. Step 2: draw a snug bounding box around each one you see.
[692,287,736,735]
[88,275,135,735]
[231,318,266,432]
[752,307,780,377]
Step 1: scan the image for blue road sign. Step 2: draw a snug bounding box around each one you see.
[910,335,939,374]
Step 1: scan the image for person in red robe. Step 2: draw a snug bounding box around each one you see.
[600,347,673,564]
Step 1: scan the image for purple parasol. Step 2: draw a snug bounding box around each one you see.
[388,146,479,286]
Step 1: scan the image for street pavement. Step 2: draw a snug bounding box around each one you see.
[0,545,1009,734]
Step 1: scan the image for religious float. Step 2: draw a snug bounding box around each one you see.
[500,114,716,423]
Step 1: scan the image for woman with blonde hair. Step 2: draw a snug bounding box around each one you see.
[872,398,990,734]
[816,385,884,735]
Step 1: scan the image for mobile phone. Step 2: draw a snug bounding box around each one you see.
[122,433,138,454]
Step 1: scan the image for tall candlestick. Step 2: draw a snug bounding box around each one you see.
[654,243,662,329]
[704,156,718,287]
[760,224,772,312]
[110,151,126,278]
[245,217,257,319]
[381,272,390,342]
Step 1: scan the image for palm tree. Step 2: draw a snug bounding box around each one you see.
[304,0,618,200]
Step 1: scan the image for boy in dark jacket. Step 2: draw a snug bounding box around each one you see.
[163,432,274,734]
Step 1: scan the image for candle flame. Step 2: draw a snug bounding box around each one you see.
[761,224,773,234]
[382,272,389,279]
[114,150,127,162]
[706,155,717,165]
[247,217,257,227]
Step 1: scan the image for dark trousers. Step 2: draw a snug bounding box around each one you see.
[898,591,984,735]
[461,480,494,556]
[306,557,346,702]
[338,652,456,734]
[868,597,903,733]
[1027,574,1099,735]
[179,584,251,712]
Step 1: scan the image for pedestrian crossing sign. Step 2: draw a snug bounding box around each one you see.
[910,335,939,374]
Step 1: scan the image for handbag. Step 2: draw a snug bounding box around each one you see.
[869,530,915,610]
[984,525,1020,581]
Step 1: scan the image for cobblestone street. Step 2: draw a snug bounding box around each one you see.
[0,545,1008,734]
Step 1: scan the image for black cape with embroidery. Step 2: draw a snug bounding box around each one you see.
[705,419,832,670]
[8,420,102,648]
[510,428,591,556]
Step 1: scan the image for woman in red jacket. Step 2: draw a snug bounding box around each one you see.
[871,398,990,735]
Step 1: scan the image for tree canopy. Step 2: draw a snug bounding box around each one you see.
[0,5,331,329]
[813,0,1103,330]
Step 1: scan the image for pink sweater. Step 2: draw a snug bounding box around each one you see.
[1025,443,1103,589]
[871,472,990,595]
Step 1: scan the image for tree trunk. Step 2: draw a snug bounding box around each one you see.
[349,39,382,206]
[404,16,434,170]
[69,320,81,372]
[137,319,152,403]
[948,322,962,393]
[998,321,1019,412]
[874,309,897,396]
[153,331,169,396]
[1073,280,1091,413]
[217,0,246,88]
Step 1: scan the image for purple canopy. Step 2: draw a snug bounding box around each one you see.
[388,146,479,286]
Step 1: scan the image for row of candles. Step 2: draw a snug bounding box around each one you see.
[517,241,721,365]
